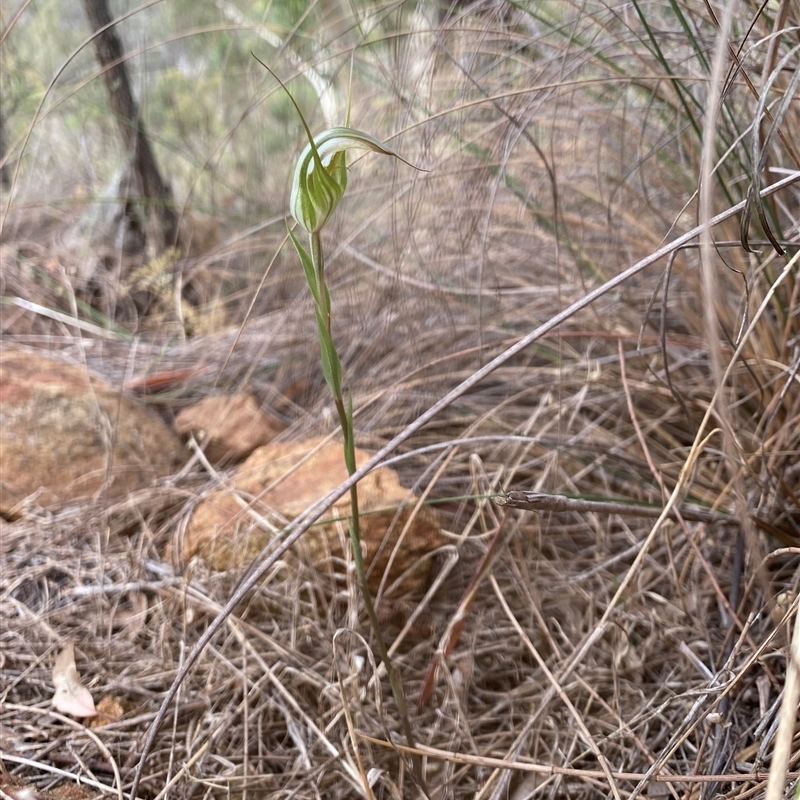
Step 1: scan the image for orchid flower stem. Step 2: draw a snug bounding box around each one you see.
[310,232,329,327]
[306,232,423,788]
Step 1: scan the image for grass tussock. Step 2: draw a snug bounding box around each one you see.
[2,1,800,799]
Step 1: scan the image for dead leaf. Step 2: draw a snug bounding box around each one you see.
[88,694,129,728]
[125,367,206,394]
[51,642,97,718]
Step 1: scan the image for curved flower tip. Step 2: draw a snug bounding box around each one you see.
[290,126,411,233]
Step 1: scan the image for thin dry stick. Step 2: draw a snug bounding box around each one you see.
[2,754,123,796]
[417,510,511,709]
[372,451,451,601]
[358,735,800,784]
[216,232,289,383]
[480,718,539,800]
[490,575,623,800]
[630,613,759,795]
[2,706,124,800]
[765,596,800,800]
[618,340,696,614]
[638,592,796,783]
[148,741,211,800]
[332,630,377,800]
[127,169,800,800]
[498,490,733,524]
[617,341,669,499]
[618,342,753,654]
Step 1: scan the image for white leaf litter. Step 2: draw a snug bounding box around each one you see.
[51,641,98,718]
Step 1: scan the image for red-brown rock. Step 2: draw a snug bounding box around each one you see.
[174,393,284,465]
[178,437,446,596]
[0,347,185,517]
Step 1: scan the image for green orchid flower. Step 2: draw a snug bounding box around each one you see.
[290,126,406,234]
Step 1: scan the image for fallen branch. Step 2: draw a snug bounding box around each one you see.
[497,490,736,525]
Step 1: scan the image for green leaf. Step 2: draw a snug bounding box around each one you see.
[287,225,320,306]
[342,390,357,474]
[314,306,343,394]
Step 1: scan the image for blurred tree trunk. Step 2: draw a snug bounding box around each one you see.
[81,0,179,253]
[0,108,10,190]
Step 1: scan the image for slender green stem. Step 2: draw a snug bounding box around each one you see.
[309,234,425,791]
[311,232,331,329]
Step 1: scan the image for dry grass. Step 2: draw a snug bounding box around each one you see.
[2,1,800,799]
